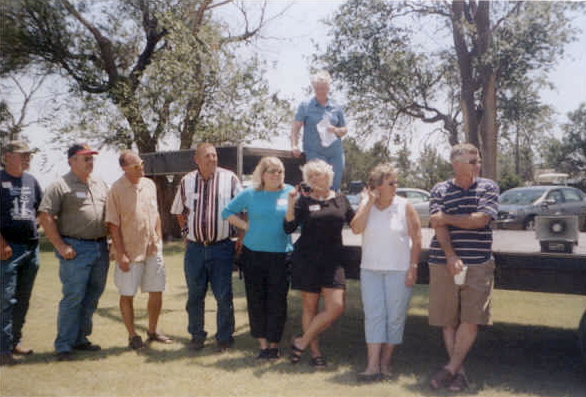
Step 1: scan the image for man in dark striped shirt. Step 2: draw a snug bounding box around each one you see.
[427,143,499,392]
[171,143,242,352]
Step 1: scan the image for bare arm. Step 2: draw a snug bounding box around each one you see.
[290,120,303,158]
[350,188,375,234]
[226,214,249,232]
[107,223,130,272]
[405,203,422,287]
[431,211,491,230]
[0,233,12,260]
[38,211,75,259]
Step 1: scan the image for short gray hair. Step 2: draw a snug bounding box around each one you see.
[450,143,479,161]
[302,159,334,188]
[367,163,397,189]
[310,70,332,86]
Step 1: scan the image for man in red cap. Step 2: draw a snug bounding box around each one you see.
[1,140,43,366]
[39,143,110,361]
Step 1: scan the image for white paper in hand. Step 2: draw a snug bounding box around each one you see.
[317,115,337,147]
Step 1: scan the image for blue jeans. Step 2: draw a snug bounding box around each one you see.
[184,240,235,343]
[55,238,109,353]
[306,145,345,192]
[1,242,39,354]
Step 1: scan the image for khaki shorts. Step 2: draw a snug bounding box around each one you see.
[428,259,495,327]
[115,252,166,296]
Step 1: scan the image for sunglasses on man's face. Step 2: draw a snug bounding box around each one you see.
[125,161,144,170]
[458,158,481,165]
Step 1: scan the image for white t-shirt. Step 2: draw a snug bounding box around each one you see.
[360,195,411,271]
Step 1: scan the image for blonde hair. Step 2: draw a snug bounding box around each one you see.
[310,70,332,86]
[367,163,397,189]
[450,143,479,161]
[251,156,285,190]
[302,159,334,188]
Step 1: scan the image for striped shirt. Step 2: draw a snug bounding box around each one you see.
[428,177,499,265]
[170,167,242,244]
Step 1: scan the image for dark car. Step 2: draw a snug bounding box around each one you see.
[495,185,586,231]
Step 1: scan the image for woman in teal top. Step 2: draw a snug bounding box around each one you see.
[222,156,293,360]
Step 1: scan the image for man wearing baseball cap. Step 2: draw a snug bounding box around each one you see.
[1,140,43,366]
[39,143,110,361]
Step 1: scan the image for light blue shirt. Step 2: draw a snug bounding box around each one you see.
[222,185,294,253]
[295,97,346,153]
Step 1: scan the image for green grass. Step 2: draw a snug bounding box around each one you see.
[1,241,585,397]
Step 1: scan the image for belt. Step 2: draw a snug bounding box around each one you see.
[62,236,107,243]
[192,238,230,247]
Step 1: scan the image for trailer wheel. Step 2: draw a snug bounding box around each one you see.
[578,311,586,365]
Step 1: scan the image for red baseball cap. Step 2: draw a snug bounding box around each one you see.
[68,143,98,158]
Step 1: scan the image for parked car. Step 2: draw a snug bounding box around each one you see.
[396,188,431,227]
[495,185,586,231]
[346,187,431,227]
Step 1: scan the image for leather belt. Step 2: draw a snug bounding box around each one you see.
[193,238,230,247]
[62,236,107,243]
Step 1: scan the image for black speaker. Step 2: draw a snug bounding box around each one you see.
[535,215,579,253]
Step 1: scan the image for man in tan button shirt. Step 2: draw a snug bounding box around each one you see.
[106,150,171,350]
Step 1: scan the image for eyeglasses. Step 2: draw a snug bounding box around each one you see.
[458,158,481,165]
[125,161,144,170]
[265,168,283,175]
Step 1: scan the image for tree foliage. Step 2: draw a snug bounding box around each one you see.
[543,103,586,184]
[1,0,291,153]
[316,0,583,180]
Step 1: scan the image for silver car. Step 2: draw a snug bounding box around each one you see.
[346,188,431,227]
[496,185,586,231]
[396,188,431,227]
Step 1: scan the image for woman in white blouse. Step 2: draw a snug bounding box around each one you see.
[350,163,422,381]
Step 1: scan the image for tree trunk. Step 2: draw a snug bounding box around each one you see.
[480,72,498,179]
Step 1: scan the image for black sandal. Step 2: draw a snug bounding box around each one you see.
[310,356,327,369]
[289,341,304,364]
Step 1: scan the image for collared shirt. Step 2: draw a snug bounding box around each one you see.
[105,175,160,262]
[0,170,43,243]
[428,177,499,265]
[295,97,346,153]
[38,171,109,239]
[171,167,242,244]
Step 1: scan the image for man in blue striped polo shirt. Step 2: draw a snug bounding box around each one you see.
[427,143,499,392]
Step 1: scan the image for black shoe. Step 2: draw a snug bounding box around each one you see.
[188,338,205,351]
[256,348,271,359]
[73,342,101,352]
[129,335,145,350]
[0,353,18,366]
[216,338,234,352]
[268,348,281,360]
[57,351,74,361]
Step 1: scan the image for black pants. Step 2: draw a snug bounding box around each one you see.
[240,247,289,343]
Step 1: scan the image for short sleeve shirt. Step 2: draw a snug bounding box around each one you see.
[170,167,242,243]
[284,194,355,257]
[428,177,499,265]
[295,97,346,153]
[38,171,109,239]
[0,170,43,243]
[106,176,160,262]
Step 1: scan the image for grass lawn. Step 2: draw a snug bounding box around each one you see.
[1,241,584,397]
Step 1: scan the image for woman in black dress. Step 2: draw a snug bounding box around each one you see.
[284,159,355,368]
